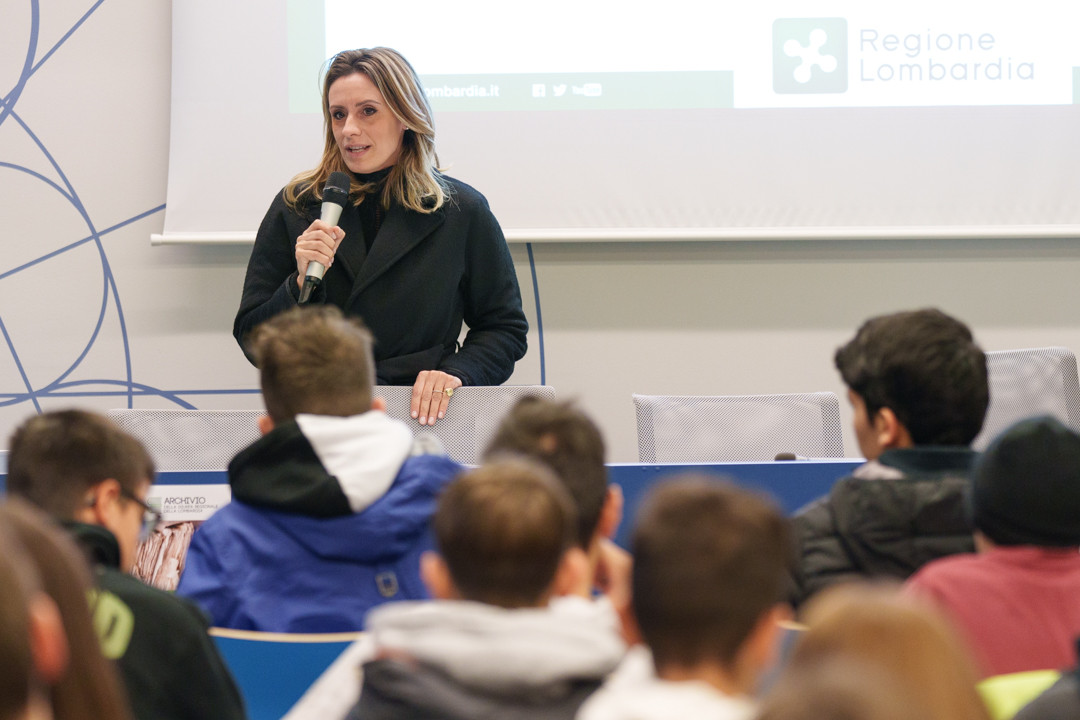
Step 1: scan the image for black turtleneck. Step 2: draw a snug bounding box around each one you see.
[354,167,392,252]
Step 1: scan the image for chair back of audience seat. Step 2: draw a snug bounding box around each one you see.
[977,669,1061,720]
[210,627,366,720]
[976,347,1080,450]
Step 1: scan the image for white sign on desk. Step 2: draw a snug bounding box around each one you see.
[147,484,232,523]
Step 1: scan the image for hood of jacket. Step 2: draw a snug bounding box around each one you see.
[578,675,756,720]
[853,446,978,480]
[365,600,626,698]
[226,411,460,562]
[65,521,122,569]
[229,411,415,516]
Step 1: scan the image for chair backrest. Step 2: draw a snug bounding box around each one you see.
[107,386,555,469]
[975,347,1080,450]
[372,385,556,464]
[106,409,264,471]
[633,392,844,463]
[104,409,262,589]
[209,627,368,720]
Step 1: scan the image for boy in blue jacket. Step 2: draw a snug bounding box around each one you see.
[178,306,461,632]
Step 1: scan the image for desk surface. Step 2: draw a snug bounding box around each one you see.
[607,460,859,547]
[0,460,862,546]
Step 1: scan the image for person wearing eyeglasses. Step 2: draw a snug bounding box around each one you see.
[78,475,162,575]
[4,409,247,720]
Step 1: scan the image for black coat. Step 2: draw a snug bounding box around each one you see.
[234,176,528,386]
[789,446,979,608]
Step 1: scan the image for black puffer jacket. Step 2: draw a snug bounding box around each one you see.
[789,446,978,608]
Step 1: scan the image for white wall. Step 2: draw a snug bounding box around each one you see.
[3,1,1079,462]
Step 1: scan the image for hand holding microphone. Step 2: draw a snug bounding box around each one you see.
[297,171,351,304]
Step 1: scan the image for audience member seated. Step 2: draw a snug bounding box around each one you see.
[906,416,1080,678]
[756,657,925,720]
[5,412,246,720]
[578,476,792,720]
[0,510,67,720]
[285,399,624,720]
[792,583,990,720]
[790,308,989,607]
[177,306,461,632]
[0,500,135,720]
[484,396,631,630]
[350,458,625,720]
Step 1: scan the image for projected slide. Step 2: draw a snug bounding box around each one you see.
[163,0,1080,242]
[307,1,1080,111]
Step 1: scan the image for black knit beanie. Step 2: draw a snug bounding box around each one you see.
[971,415,1080,547]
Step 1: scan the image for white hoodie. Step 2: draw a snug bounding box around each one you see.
[576,646,757,720]
[366,599,626,697]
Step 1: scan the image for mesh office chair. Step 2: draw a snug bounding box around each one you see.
[974,347,1080,450]
[106,409,264,471]
[106,409,265,590]
[108,385,555,470]
[633,392,845,463]
[372,385,556,464]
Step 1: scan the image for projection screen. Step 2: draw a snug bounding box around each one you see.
[156,0,1080,243]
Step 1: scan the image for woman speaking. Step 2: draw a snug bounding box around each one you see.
[234,48,528,426]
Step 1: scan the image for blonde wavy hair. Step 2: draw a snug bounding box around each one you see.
[285,47,450,214]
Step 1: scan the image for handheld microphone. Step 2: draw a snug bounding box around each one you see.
[299,171,351,304]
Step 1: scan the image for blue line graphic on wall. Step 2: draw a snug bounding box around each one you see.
[0,1,257,414]
[526,243,546,386]
[1,3,545,416]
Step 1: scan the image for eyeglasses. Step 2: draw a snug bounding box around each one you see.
[120,488,162,543]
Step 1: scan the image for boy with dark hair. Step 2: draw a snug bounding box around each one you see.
[790,308,989,606]
[907,416,1080,679]
[579,477,792,720]
[485,396,609,550]
[351,459,626,720]
[484,396,629,608]
[8,411,154,573]
[6,410,245,720]
[177,305,461,631]
[834,308,988,452]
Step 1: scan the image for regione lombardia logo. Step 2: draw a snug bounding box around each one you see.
[773,18,848,94]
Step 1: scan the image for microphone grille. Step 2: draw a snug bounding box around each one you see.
[323,171,351,205]
[327,171,351,192]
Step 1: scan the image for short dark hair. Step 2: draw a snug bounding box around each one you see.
[631,476,792,671]
[433,458,577,608]
[835,309,988,446]
[249,306,374,423]
[484,396,607,549]
[7,410,154,520]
